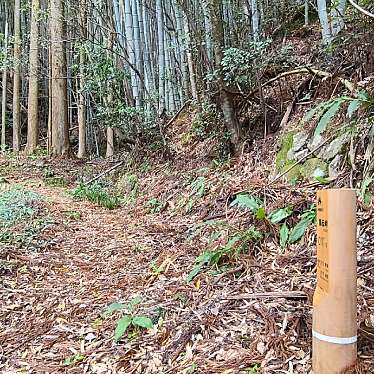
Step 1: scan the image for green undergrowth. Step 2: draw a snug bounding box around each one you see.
[71,182,121,209]
[187,192,316,282]
[0,185,50,249]
[96,296,155,344]
[43,168,68,187]
[0,185,42,227]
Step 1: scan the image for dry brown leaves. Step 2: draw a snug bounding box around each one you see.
[0,156,373,374]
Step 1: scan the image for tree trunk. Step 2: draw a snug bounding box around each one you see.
[50,0,70,156]
[305,0,309,26]
[331,0,347,35]
[182,11,198,101]
[13,0,21,152]
[106,0,115,158]
[125,0,139,106]
[132,0,143,107]
[175,5,189,101]
[156,0,166,110]
[208,0,242,150]
[77,0,87,159]
[106,126,114,158]
[251,0,260,41]
[1,20,8,151]
[317,0,332,46]
[26,0,40,154]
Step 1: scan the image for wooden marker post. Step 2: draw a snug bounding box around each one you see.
[313,189,357,373]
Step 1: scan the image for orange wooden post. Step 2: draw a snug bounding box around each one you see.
[312,189,357,373]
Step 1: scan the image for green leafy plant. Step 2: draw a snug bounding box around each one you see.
[0,186,42,227]
[149,260,165,276]
[315,176,332,185]
[359,174,373,206]
[63,354,85,366]
[101,296,153,342]
[64,210,81,220]
[180,176,208,213]
[187,219,225,241]
[288,205,316,244]
[230,193,265,219]
[246,364,260,373]
[43,168,68,187]
[45,176,68,187]
[187,226,262,282]
[71,182,121,209]
[305,91,374,143]
[187,363,198,373]
[267,207,293,224]
[190,176,206,198]
[121,173,139,205]
[279,223,289,248]
[145,198,164,213]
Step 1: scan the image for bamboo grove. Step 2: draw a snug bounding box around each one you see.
[0,0,365,157]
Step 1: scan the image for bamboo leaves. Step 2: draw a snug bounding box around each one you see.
[305,92,372,144]
[314,100,343,139]
[268,207,293,224]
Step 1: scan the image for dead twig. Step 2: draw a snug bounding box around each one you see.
[246,67,356,100]
[270,136,333,184]
[348,0,374,18]
[223,291,307,300]
[85,161,124,185]
[164,100,191,129]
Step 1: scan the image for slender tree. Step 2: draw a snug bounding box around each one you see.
[156,0,166,110]
[181,7,197,101]
[331,0,347,35]
[125,0,139,106]
[317,0,333,45]
[26,0,40,154]
[208,0,242,150]
[106,0,115,158]
[13,0,21,151]
[251,0,260,40]
[1,17,9,151]
[77,0,88,158]
[50,0,70,156]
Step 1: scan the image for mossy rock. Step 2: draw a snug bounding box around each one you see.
[281,161,303,184]
[300,158,328,179]
[276,131,296,171]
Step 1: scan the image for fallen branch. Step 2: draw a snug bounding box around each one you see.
[223,290,307,300]
[263,67,355,93]
[243,67,356,101]
[348,0,374,18]
[270,135,333,184]
[85,161,124,186]
[164,100,191,129]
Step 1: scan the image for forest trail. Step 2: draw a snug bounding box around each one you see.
[1,174,196,373]
[0,170,255,374]
[1,164,373,374]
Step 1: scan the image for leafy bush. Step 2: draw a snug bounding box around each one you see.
[219,40,295,91]
[71,183,121,209]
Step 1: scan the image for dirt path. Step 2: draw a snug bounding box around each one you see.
[1,176,196,373]
[1,172,373,373]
